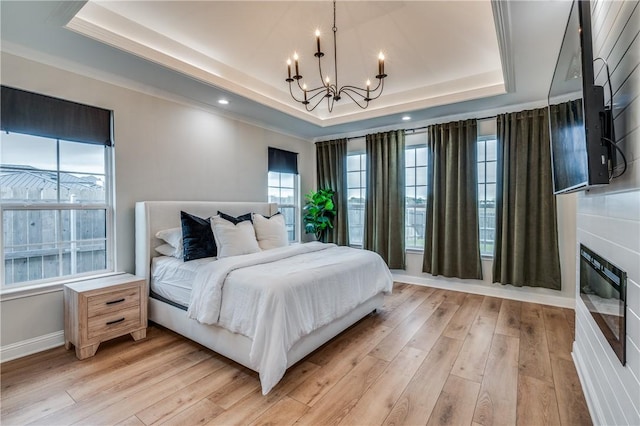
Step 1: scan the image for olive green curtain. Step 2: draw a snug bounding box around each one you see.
[422,119,483,279]
[493,107,561,290]
[364,130,405,269]
[549,99,584,192]
[316,139,349,245]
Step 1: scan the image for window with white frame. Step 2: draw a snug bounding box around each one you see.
[346,153,366,246]
[268,171,298,241]
[1,132,113,287]
[477,137,497,256]
[405,145,428,250]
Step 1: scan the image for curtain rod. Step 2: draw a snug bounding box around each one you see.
[332,115,497,143]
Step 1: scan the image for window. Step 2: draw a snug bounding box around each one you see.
[268,171,298,241]
[405,146,428,249]
[477,137,497,256]
[346,153,366,246]
[1,132,113,287]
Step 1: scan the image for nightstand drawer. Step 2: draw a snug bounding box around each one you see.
[87,286,140,318]
[87,306,141,340]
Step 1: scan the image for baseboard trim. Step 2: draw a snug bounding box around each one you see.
[572,342,603,425]
[392,273,575,309]
[0,330,65,363]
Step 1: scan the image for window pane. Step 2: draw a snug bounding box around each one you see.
[405,168,415,186]
[0,132,57,172]
[347,155,360,171]
[477,140,486,162]
[280,173,294,188]
[416,147,428,167]
[416,166,427,186]
[477,163,486,184]
[486,161,497,183]
[268,187,280,202]
[486,140,497,161]
[279,188,294,204]
[478,183,486,201]
[405,187,417,202]
[416,185,427,202]
[360,171,366,187]
[348,189,362,202]
[59,140,105,174]
[3,208,108,285]
[486,183,496,201]
[58,173,106,203]
[405,149,416,167]
[268,171,280,187]
[347,171,361,188]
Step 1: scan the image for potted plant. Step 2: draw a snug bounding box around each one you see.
[303,188,336,242]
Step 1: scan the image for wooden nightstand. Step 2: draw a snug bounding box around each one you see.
[64,273,147,360]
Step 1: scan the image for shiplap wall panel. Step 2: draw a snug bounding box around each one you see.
[574,0,640,425]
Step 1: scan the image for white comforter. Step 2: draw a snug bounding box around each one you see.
[187,242,393,394]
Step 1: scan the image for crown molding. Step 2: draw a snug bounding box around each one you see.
[492,0,516,93]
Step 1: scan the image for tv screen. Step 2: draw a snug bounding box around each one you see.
[548,0,609,194]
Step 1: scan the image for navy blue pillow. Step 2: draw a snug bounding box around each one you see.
[181,211,216,261]
[217,211,253,224]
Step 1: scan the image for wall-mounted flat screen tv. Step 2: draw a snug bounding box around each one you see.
[548,0,611,194]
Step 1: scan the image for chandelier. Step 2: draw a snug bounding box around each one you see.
[285,0,387,112]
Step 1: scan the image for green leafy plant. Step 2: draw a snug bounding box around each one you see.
[303,188,336,242]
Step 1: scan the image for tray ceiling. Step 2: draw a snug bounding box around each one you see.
[67,0,506,127]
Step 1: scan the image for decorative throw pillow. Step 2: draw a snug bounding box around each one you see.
[211,215,261,258]
[252,212,289,250]
[217,211,253,224]
[181,211,216,261]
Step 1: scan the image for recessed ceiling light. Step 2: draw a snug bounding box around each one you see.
[402,115,411,121]
[218,99,229,105]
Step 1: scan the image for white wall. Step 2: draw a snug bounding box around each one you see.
[573,1,640,425]
[0,52,314,351]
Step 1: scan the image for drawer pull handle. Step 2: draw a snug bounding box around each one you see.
[106,318,125,326]
[106,298,125,305]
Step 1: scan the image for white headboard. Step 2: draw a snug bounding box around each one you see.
[135,201,278,285]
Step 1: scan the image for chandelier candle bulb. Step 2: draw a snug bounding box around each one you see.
[366,79,370,98]
[378,52,385,76]
[316,29,321,54]
[294,52,300,77]
[287,59,292,79]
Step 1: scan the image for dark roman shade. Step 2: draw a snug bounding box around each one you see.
[268,147,298,174]
[0,85,112,146]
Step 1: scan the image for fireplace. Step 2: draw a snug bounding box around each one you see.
[579,244,627,365]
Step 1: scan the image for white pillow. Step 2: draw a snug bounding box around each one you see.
[252,213,289,250]
[155,243,180,258]
[155,227,183,258]
[211,216,261,258]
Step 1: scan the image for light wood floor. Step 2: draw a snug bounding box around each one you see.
[1,283,592,426]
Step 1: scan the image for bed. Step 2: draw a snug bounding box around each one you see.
[135,201,393,394]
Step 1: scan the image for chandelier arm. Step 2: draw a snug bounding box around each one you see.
[294,78,328,94]
[288,83,306,103]
[339,90,370,109]
[365,78,385,100]
[305,91,330,112]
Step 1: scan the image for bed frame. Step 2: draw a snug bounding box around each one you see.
[135,201,384,373]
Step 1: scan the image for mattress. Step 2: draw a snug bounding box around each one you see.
[150,255,214,307]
